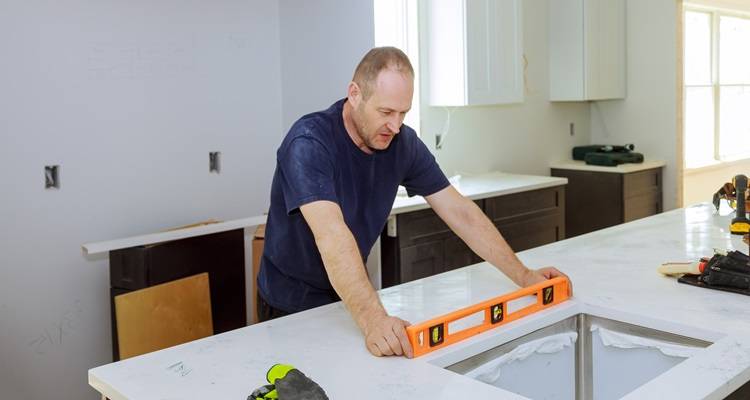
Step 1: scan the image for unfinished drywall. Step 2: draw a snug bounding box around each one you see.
[0,1,282,399]
[278,0,375,132]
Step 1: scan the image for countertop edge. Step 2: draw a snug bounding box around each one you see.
[391,176,568,215]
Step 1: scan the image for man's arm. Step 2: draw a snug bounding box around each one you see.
[299,200,413,358]
[425,185,571,289]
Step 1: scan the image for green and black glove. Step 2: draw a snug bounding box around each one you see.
[249,364,329,400]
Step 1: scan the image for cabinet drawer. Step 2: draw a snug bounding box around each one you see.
[485,187,563,222]
[624,192,662,222]
[496,213,563,252]
[397,200,483,246]
[397,208,450,245]
[623,168,661,198]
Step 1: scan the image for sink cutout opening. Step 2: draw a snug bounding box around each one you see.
[448,310,485,336]
[507,294,537,315]
[444,314,713,400]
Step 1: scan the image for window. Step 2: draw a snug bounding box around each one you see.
[373,0,421,135]
[684,7,750,169]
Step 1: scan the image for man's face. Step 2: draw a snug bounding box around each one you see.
[351,69,413,151]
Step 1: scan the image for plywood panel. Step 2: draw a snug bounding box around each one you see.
[115,273,212,360]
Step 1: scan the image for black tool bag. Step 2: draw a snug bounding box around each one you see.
[572,144,644,166]
[679,250,750,295]
[584,152,644,166]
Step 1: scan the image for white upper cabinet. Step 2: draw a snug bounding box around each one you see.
[426,0,523,106]
[549,0,626,101]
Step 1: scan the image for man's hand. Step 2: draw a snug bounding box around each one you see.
[363,314,414,358]
[520,267,573,295]
[300,201,414,358]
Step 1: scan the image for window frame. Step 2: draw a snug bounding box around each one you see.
[683,4,750,170]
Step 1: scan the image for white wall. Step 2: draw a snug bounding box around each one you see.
[278,0,374,132]
[590,0,680,210]
[0,1,282,399]
[419,0,592,178]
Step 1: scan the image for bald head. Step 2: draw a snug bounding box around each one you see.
[352,47,414,101]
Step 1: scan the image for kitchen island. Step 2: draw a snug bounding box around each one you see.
[89,203,750,399]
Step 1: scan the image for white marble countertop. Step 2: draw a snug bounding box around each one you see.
[550,159,666,173]
[89,204,750,400]
[391,172,568,215]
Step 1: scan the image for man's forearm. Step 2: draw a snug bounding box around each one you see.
[443,197,530,285]
[314,225,385,331]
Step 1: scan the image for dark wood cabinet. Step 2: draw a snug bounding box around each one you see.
[381,186,565,288]
[399,242,445,283]
[550,167,662,238]
[108,230,246,361]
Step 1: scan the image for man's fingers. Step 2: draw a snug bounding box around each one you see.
[364,317,416,358]
[393,322,414,358]
[384,331,404,356]
[541,267,559,279]
[367,341,382,357]
[374,337,394,356]
[542,267,573,295]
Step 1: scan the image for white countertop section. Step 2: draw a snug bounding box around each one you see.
[82,215,266,255]
[550,159,666,173]
[391,172,568,215]
[89,204,750,400]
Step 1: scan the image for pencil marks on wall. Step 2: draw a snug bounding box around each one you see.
[27,299,83,356]
[85,33,253,81]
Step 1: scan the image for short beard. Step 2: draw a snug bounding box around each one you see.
[354,101,377,151]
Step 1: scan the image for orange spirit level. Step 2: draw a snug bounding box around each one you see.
[406,277,570,357]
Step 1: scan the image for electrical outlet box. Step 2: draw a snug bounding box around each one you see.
[45,165,60,189]
[209,152,221,173]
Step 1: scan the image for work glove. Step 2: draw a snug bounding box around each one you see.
[249,364,329,400]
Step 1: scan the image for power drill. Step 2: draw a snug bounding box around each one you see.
[730,174,750,236]
[730,175,750,275]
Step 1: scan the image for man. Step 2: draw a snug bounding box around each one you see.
[257,47,569,358]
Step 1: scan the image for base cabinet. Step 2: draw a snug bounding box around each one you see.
[381,186,565,287]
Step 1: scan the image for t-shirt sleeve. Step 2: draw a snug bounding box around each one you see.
[402,135,450,197]
[278,136,338,215]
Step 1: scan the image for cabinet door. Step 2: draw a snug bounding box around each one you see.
[427,0,523,106]
[466,0,523,104]
[549,0,625,101]
[551,169,622,238]
[583,0,626,100]
[400,242,444,283]
[549,0,586,100]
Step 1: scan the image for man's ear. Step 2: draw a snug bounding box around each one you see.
[347,81,362,108]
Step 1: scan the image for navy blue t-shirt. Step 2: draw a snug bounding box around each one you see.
[257,99,449,313]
